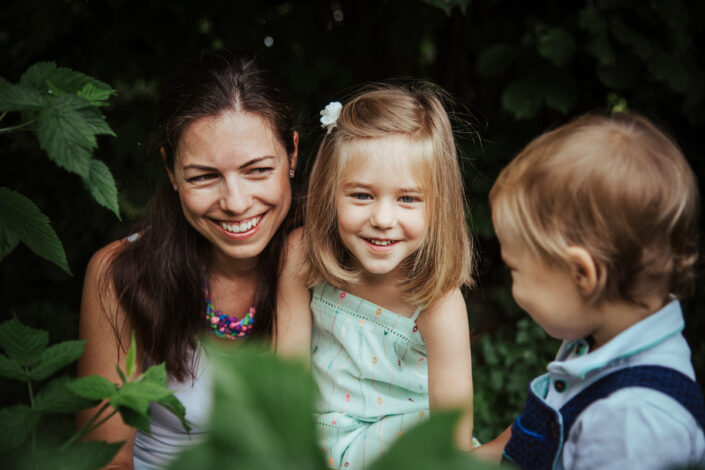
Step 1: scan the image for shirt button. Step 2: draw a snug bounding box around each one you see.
[554,380,567,392]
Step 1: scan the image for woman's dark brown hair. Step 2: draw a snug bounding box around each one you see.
[107,50,298,381]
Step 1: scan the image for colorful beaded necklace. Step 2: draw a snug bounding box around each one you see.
[204,280,255,339]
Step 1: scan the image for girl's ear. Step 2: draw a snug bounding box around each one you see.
[565,246,598,296]
[161,147,176,187]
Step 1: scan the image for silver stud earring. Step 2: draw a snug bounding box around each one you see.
[289,169,295,178]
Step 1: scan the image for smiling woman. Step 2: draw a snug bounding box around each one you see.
[75,50,298,470]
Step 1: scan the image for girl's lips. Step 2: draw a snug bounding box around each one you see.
[363,237,399,252]
[214,212,267,239]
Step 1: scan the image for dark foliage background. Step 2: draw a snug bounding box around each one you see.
[1,0,703,442]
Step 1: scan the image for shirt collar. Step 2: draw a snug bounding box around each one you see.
[547,298,685,380]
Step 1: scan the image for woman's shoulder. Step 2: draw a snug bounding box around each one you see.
[85,236,134,280]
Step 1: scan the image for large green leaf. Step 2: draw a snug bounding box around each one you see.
[170,342,325,470]
[0,188,70,273]
[85,159,121,219]
[0,354,28,381]
[368,411,496,470]
[20,62,114,102]
[0,405,42,452]
[27,440,125,470]
[111,381,173,417]
[29,339,87,381]
[0,315,49,366]
[68,374,117,400]
[476,45,516,78]
[117,406,153,434]
[36,376,99,413]
[501,76,543,120]
[0,77,47,112]
[537,27,576,67]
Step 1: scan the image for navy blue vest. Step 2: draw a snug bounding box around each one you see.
[502,365,705,469]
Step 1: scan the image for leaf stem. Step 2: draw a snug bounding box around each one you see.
[60,401,114,450]
[0,119,36,134]
[25,368,36,454]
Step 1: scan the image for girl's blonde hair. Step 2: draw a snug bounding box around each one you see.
[303,83,474,306]
[490,112,700,305]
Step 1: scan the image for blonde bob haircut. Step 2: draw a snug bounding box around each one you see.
[490,112,700,305]
[303,83,474,307]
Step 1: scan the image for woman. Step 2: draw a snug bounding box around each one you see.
[77,50,299,469]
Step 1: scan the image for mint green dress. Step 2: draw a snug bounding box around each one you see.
[311,283,429,470]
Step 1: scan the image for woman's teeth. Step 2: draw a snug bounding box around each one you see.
[220,215,262,233]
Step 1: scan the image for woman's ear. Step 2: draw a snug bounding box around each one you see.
[290,131,299,171]
[565,246,598,296]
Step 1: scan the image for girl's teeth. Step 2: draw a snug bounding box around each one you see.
[370,239,393,246]
[221,216,261,233]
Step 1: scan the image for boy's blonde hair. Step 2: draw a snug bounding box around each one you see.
[303,83,474,306]
[490,112,700,305]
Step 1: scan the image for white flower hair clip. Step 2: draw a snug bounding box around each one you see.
[320,101,342,134]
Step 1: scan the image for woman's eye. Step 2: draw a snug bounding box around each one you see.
[248,167,274,176]
[187,174,216,183]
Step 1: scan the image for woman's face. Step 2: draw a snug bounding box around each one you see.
[168,110,297,267]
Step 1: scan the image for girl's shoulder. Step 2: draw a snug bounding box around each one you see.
[416,287,467,330]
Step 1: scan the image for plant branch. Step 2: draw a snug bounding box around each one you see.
[0,119,36,134]
[60,401,115,450]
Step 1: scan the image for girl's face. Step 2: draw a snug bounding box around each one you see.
[168,110,297,268]
[336,136,427,283]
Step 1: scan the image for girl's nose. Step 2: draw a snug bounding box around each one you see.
[219,178,251,214]
[370,200,396,229]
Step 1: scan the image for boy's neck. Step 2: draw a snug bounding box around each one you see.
[591,292,669,349]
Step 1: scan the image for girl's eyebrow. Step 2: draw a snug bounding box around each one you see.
[182,156,276,172]
[342,182,423,193]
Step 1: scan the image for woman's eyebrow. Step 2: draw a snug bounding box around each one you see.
[239,156,276,169]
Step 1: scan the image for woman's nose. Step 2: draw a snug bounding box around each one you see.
[219,178,251,214]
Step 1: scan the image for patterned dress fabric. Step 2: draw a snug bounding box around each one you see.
[311,283,429,469]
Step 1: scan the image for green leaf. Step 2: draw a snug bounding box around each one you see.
[125,332,136,378]
[0,187,70,274]
[537,27,576,67]
[111,381,173,416]
[68,374,117,400]
[79,105,116,136]
[142,362,167,386]
[29,339,86,381]
[158,394,192,433]
[543,71,579,114]
[36,376,99,413]
[117,406,153,434]
[0,315,49,366]
[501,76,543,120]
[369,411,494,470]
[0,354,28,381]
[476,44,516,78]
[21,62,114,99]
[170,342,325,470]
[0,77,47,112]
[419,0,471,16]
[77,82,116,107]
[32,440,124,470]
[0,405,41,452]
[0,225,20,261]
[85,159,121,220]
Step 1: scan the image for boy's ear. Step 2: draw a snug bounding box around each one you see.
[161,147,176,186]
[565,246,598,296]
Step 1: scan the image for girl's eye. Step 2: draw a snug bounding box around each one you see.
[399,195,420,204]
[351,193,372,200]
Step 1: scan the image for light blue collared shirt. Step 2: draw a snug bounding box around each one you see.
[527,299,705,470]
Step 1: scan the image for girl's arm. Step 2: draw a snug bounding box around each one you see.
[274,228,313,362]
[76,241,139,469]
[417,288,474,451]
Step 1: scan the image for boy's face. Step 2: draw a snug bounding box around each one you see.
[496,225,603,344]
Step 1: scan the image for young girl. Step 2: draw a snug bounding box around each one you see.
[478,112,705,469]
[276,84,476,469]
